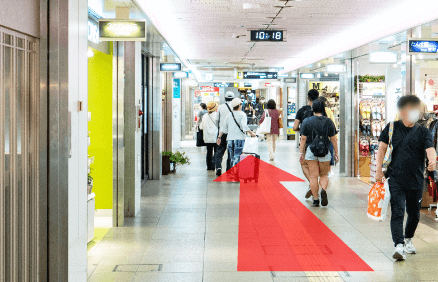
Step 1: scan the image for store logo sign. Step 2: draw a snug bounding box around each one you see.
[200,86,219,92]
[88,20,99,44]
[99,20,146,41]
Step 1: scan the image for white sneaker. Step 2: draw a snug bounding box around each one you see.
[328,171,335,178]
[405,238,416,254]
[392,244,406,260]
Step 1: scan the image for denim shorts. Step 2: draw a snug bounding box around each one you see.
[305,147,331,162]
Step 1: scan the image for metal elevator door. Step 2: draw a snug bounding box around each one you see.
[0,27,40,281]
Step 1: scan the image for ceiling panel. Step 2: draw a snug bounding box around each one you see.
[135,0,438,72]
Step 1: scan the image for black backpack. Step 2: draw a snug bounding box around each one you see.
[309,119,330,157]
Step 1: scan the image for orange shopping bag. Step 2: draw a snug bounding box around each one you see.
[367,179,391,222]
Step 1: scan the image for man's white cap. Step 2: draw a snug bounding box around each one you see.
[225,92,235,99]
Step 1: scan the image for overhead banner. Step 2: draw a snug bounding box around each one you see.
[99,20,146,41]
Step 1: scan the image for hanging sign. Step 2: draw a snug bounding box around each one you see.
[160,63,182,72]
[99,20,146,41]
[214,83,238,88]
[409,40,438,54]
[243,72,278,79]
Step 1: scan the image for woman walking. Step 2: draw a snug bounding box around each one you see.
[299,100,339,207]
[200,101,219,170]
[259,99,280,161]
[217,98,256,168]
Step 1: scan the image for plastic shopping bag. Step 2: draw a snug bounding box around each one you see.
[367,179,391,222]
[243,137,259,154]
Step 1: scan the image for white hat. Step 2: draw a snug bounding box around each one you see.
[225,92,235,99]
[230,98,242,108]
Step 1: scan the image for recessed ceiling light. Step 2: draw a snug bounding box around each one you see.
[243,3,260,9]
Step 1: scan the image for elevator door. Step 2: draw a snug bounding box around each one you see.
[0,27,40,281]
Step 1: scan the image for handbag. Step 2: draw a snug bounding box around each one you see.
[259,110,271,134]
[278,116,284,129]
[196,126,206,147]
[382,122,394,169]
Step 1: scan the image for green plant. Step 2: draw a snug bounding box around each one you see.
[87,173,93,185]
[162,151,190,165]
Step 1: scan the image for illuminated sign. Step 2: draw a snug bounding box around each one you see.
[409,40,438,53]
[200,86,219,92]
[99,20,146,41]
[160,63,182,72]
[205,73,213,81]
[326,64,346,73]
[173,71,188,78]
[214,83,238,88]
[244,83,252,87]
[243,72,278,79]
[88,20,99,44]
[300,73,315,79]
[369,51,398,63]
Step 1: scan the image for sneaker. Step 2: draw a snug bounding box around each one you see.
[313,199,320,207]
[392,244,406,260]
[321,189,328,206]
[216,168,222,176]
[405,238,416,254]
[270,157,274,161]
[305,188,312,199]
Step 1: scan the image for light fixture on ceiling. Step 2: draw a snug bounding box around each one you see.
[273,5,294,8]
[243,3,260,9]
[266,17,284,19]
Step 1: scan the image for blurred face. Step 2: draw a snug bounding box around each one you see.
[399,103,421,123]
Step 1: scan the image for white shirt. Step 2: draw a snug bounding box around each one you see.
[217,102,233,131]
[221,111,250,141]
[200,112,219,144]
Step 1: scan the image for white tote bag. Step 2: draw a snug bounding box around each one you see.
[259,110,271,134]
[243,137,259,154]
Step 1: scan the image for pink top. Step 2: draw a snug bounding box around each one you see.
[260,109,280,135]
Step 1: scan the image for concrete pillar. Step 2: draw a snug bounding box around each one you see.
[148,55,162,179]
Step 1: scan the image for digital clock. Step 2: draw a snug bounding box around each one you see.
[249,30,286,42]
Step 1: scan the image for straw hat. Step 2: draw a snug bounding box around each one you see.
[207,101,218,112]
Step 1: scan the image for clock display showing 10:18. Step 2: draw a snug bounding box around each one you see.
[250,30,284,42]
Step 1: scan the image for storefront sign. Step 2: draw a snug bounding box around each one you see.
[88,20,99,44]
[99,20,146,41]
[300,73,315,79]
[160,63,182,72]
[243,72,278,79]
[200,86,219,92]
[173,71,188,78]
[284,78,297,83]
[244,83,252,87]
[409,40,438,53]
[173,79,181,98]
[369,51,398,63]
[309,81,339,94]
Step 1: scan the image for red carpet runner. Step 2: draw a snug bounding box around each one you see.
[215,156,373,272]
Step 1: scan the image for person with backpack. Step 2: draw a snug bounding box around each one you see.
[217,98,256,168]
[293,89,321,197]
[200,101,219,171]
[375,95,436,261]
[299,100,339,207]
[214,92,235,176]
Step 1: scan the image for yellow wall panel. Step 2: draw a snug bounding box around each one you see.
[88,47,113,209]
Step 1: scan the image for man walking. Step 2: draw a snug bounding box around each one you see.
[376,95,436,261]
[214,92,235,176]
[293,89,320,198]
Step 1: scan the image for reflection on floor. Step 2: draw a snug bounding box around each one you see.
[87,139,438,282]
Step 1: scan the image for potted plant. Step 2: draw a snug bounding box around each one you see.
[162,151,190,175]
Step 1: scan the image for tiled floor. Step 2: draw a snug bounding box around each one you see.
[87,139,438,282]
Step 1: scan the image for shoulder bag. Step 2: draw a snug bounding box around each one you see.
[383,123,419,169]
[259,110,271,134]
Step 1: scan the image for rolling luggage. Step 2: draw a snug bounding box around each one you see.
[238,153,260,183]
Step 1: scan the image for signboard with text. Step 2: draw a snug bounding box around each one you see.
[160,63,182,72]
[409,40,438,54]
[99,20,146,41]
[200,86,219,92]
[243,72,278,79]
